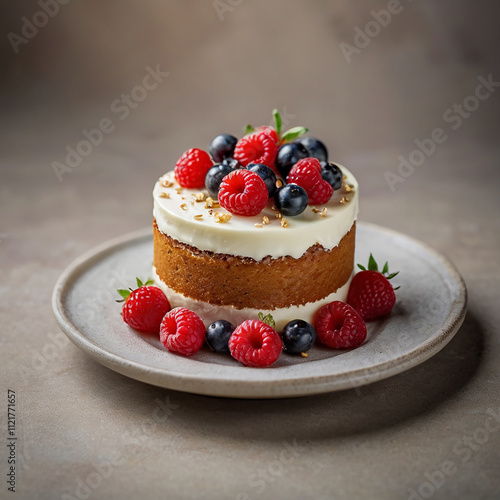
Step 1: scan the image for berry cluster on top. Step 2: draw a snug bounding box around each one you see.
[174,110,344,218]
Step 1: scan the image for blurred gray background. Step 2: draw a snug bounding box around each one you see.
[1,1,500,499]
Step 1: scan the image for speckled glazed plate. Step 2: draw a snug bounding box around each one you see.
[52,222,467,399]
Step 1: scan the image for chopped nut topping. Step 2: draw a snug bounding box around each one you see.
[344,184,353,193]
[161,179,174,188]
[300,352,308,358]
[311,208,321,213]
[262,216,270,225]
[271,205,277,211]
[180,203,187,210]
[192,192,205,202]
[254,223,263,228]
[159,192,170,199]
[205,197,221,209]
[275,212,283,219]
[280,218,289,228]
[320,208,328,217]
[214,212,232,223]
[340,196,350,204]
[194,214,203,220]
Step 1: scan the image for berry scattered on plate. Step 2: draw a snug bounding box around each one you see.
[206,320,235,353]
[347,254,399,321]
[315,301,367,349]
[228,319,282,367]
[117,278,171,334]
[282,319,316,355]
[160,307,206,356]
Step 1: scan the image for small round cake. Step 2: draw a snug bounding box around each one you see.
[152,166,358,330]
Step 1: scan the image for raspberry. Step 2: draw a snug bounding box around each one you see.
[233,131,278,168]
[160,307,205,356]
[174,148,213,188]
[228,319,282,367]
[287,158,333,205]
[314,301,367,349]
[218,169,269,216]
[120,284,171,334]
[347,271,396,321]
[254,125,279,144]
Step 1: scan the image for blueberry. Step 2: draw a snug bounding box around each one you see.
[282,319,316,354]
[205,163,233,198]
[206,320,235,353]
[221,157,242,170]
[296,137,328,162]
[274,184,308,216]
[209,134,238,163]
[275,142,309,178]
[247,163,277,198]
[320,161,343,190]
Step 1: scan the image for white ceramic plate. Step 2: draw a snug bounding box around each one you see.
[52,222,467,399]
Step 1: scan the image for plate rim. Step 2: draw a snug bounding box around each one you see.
[52,222,468,398]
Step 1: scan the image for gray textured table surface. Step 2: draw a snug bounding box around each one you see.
[1,1,499,499]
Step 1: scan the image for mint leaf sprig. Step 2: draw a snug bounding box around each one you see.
[258,312,276,330]
[244,109,309,144]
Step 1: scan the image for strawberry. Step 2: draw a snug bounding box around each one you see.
[117,278,171,333]
[347,254,400,321]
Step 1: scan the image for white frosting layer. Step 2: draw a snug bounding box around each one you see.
[153,266,352,330]
[153,165,358,260]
